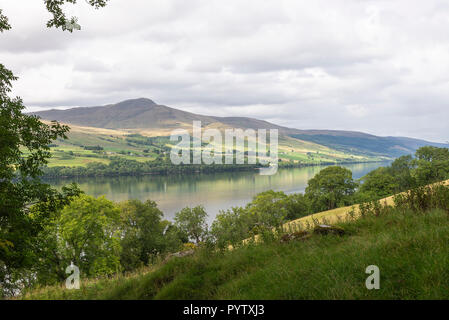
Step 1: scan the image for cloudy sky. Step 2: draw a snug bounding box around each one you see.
[1,0,449,142]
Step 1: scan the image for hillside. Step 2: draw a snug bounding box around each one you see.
[34,119,375,169]
[32,98,290,135]
[22,181,449,300]
[290,132,449,158]
[32,98,449,159]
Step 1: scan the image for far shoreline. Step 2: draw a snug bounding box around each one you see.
[41,159,391,181]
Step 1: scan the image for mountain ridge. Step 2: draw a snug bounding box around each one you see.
[32,98,449,158]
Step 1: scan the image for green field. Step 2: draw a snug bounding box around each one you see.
[28,130,165,167]
[32,127,384,168]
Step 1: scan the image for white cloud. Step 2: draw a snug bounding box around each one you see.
[345,105,368,118]
[1,0,449,142]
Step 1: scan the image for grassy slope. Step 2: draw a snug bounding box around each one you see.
[34,122,159,167]
[290,133,449,158]
[33,121,382,168]
[23,181,449,300]
[282,180,449,231]
[23,208,449,300]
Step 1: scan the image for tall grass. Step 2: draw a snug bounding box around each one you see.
[24,211,449,299]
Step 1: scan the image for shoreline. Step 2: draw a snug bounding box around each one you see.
[41,159,390,181]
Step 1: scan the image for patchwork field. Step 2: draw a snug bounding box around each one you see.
[32,121,383,168]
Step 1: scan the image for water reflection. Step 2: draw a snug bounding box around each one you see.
[49,162,389,222]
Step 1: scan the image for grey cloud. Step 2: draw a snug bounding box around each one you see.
[1,0,449,142]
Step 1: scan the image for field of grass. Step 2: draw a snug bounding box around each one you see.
[22,206,449,300]
[33,125,162,167]
[34,122,383,168]
[277,135,375,164]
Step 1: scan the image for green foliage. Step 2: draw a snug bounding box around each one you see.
[357,167,399,200]
[393,184,449,214]
[0,9,10,32]
[211,207,255,250]
[119,200,182,271]
[413,146,449,185]
[0,0,109,297]
[30,197,187,287]
[284,193,311,220]
[0,60,80,296]
[305,166,357,211]
[44,0,109,32]
[210,191,311,249]
[83,145,104,151]
[33,195,122,284]
[357,148,449,201]
[26,203,449,300]
[246,190,289,229]
[174,206,209,244]
[357,155,416,201]
[390,155,416,189]
[42,157,261,178]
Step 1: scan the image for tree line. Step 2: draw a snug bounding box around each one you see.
[42,157,263,178]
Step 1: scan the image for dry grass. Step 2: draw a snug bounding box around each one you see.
[242,179,449,245]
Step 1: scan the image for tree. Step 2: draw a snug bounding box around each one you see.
[413,146,449,185]
[390,155,416,190]
[305,166,357,212]
[0,0,109,296]
[284,193,311,220]
[34,195,122,284]
[45,0,109,31]
[246,190,289,228]
[119,200,182,271]
[357,167,398,200]
[0,51,81,295]
[211,207,254,249]
[174,206,209,244]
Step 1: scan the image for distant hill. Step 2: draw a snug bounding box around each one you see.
[290,133,449,158]
[31,98,290,134]
[32,98,449,158]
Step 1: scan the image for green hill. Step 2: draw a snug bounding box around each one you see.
[22,192,449,300]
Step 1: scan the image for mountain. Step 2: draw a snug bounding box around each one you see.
[32,98,449,158]
[31,98,291,135]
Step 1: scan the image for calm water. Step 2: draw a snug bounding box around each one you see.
[49,162,388,222]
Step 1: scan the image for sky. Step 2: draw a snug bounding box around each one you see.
[1,0,449,142]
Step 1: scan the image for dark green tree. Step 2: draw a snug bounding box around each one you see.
[390,155,416,190]
[119,200,182,271]
[246,190,289,228]
[357,167,398,200]
[211,207,254,250]
[414,146,449,185]
[174,206,209,244]
[305,166,357,212]
[33,195,121,284]
[284,193,311,220]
